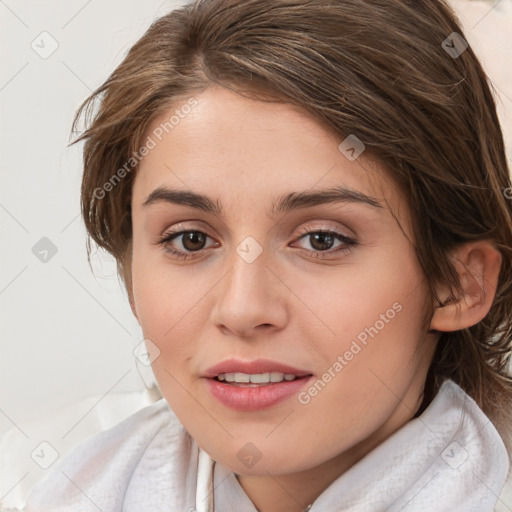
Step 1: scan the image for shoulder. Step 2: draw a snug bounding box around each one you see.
[23,398,194,512]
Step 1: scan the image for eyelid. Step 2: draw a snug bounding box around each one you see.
[158,221,215,239]
[156,223,218,248]
[291,224,358,256]
[294,221,355,239]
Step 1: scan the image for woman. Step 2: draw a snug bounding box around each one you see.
[20,0,512,510]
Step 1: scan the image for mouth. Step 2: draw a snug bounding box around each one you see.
[203,357,312,380]
[213,372,311,386]
[202,359,314,410]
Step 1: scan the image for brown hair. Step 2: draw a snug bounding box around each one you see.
[73,0,512,453]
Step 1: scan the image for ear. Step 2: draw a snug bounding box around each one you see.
[430,240,502,332]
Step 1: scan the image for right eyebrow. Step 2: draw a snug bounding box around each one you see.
[142,187,222,214]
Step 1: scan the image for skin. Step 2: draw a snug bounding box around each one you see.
[128,85,501,512]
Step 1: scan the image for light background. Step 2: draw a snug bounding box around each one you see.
[0,0,511,487]
[0,0,189,441]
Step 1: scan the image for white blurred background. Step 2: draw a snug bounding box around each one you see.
[0,0,187,439]
[0,0,511,509]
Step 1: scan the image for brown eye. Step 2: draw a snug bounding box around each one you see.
[157,229,218,260]
[180,231,207,251]
[308,232,336,251]
[291,227,357,259]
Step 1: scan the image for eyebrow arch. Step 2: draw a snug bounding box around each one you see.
[142,187,222,214]
[271,186,382,215]
[142,185,382,216]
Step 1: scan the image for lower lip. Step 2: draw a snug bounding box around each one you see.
[204,376,313,411]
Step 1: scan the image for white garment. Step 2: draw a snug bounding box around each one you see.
[18,380,509,512]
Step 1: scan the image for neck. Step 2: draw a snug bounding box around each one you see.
[236,423,395,512]
[236,389,426,512]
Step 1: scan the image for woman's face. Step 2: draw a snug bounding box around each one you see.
[130,85,437,476]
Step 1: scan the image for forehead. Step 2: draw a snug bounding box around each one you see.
[133,85,403,220]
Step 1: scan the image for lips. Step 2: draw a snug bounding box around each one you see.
[202,358,313,379]
[203,358,314,410]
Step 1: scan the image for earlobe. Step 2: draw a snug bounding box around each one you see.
[430,241,502,332]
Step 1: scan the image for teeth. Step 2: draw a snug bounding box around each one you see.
[270,372,284,382]
[217,372,298,384]
[250,372,270,384]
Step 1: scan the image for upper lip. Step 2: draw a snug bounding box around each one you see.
[203,358,312,378]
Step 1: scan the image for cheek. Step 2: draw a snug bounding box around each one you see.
[305,244,424,346]
[307,252,428,406]
[292,298,428,466]
[304,245,428,399]
[131,260,206,415]
[130,253,204,364]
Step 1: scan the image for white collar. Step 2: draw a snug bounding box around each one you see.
[191,380,509,512]
[20,379,509,512]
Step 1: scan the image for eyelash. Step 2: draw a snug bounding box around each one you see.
[156,225,358,261]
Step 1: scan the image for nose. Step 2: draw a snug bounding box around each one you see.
[209,245,289,338]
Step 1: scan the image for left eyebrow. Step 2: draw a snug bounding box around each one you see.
[270,186,382,216]
[141,185,382,216]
